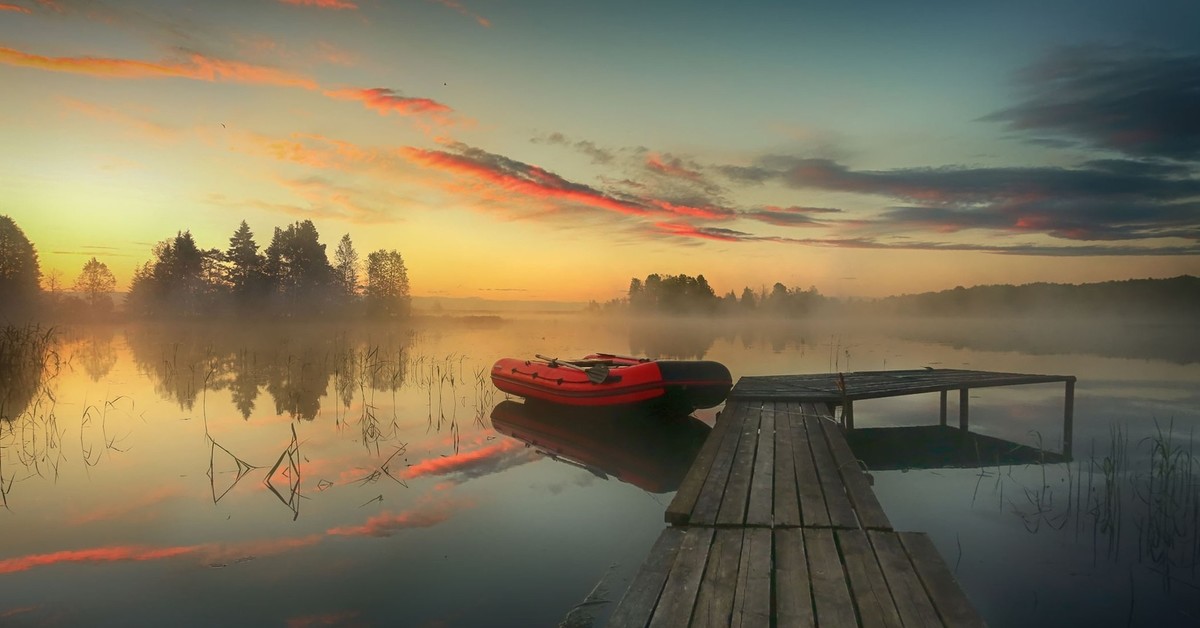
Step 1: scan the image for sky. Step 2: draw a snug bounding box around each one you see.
[2,0,1198,301]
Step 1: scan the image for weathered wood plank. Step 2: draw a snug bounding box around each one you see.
[648,527,716,628]
[690,403,750,526]
[774,528,815,628]
[731,528,772,627]
[606,528,685,628]
[716,403,764,526]
[869,531,942,628]
[818,414,892,531]
[690,528,743,628]
[838,529,903,628]
[898,532,988,628]
[666,400,742,525]
[789,401,830,528]
[745,403,777,527]
[773,401,803,527]
[804,527,858,628]
[804,403,858,529]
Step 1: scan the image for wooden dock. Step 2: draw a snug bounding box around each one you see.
[604,368,1077,627]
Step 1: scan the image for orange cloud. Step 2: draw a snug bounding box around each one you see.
[651,199,735,220]
[61,98,178,142]
[401,439,530,480]
[279,0,357,9]
[0,3,30,13]
[323,87,452,118]
[645,152,705,182]
[287,611,366,628]
[0,545,199,575]
[0,46,318,89]
[655,222,749,242]
[325,506,457,537]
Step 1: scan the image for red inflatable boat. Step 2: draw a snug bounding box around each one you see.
[490,352,732,412]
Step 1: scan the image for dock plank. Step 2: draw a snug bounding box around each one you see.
[804,528,858,628]
[869,531,942,628]
[774,528,815,628]
[690,403,750,526]
[716,403,763,526]
[745,403,777,527]
[838,529,903,628]
[804,405,858,528]
[818,414,892,531]
[648,527,715,628]
[690,529,743,627]
[899,532,988,628]
[731,528,772,627]
[773,401,803,528]
[789,401,830,528]
[666,401,741,525]
[607,528,685,628]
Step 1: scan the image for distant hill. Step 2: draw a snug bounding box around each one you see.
[872,275,1200,318]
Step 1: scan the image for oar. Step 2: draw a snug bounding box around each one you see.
[535,354,611,384]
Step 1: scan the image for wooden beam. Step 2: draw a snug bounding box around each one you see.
[691,528,743,627]
[804,528,858,627]
[774,528,815,628]
[1064,379,1075,460]
[958,388,969,431]
[745,403,777,527]
[939,390,948,426]
[717,403,764,526]
[838,529,903,628]
[731,528,772,627]
[772,402,802,527]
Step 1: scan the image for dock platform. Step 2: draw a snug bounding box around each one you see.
[604,368,1079,627]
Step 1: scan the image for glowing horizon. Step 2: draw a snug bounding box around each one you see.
[3,0,1197,301]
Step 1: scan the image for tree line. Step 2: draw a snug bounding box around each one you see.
[604,273,830,317]
[0,214,411,321]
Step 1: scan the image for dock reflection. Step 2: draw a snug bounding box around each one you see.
[489,400,711,493]
[845,425,1068,470]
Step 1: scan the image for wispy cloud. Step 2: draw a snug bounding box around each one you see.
[743,205,841,227]
[323,87,452,118]
[0,46,318,89]
[984,45,1200,162]
[0,3,31,13]
[401,439,536,482]
[533,132,615,165]
[428,0,490,27]
[278,0,357,9]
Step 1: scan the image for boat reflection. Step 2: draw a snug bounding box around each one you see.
[489,400,712,493]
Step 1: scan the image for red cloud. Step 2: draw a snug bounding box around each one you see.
[654,222,749,242]
[651,200,735,220]
[279,0,357,8]
[0,3,31,13]
[403,146,653,216]
[324,87,452,117]
[0,46,318,89]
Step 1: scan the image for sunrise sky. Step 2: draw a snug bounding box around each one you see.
[2,0,1198,301]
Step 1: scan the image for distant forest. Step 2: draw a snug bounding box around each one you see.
[0,214,410,321]
[595,273,1200,319]
[2,213,1196,323]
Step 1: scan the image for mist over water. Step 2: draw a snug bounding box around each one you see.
[1,313,1197,626]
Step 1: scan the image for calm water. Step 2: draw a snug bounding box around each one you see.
[2,315,1198,627]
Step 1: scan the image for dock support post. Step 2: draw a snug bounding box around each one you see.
[939,391,947,426]
[958,388,969,431]
[1064,380,1075,459]
[843,401,855,430]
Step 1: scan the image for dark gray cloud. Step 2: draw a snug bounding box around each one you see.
[532,132,615,164]
[717,154,1200,245]
[983,45,1200,162]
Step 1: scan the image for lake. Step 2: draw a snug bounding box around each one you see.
[2,315,1198,627]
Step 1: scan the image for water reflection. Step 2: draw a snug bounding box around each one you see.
[0,324,58,421]
[490,400,711,493]
[846,425,1069,471]
[123,322,415,420]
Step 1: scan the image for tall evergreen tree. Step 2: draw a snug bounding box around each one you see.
[265,220,334,310]
[225,221,266,305]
